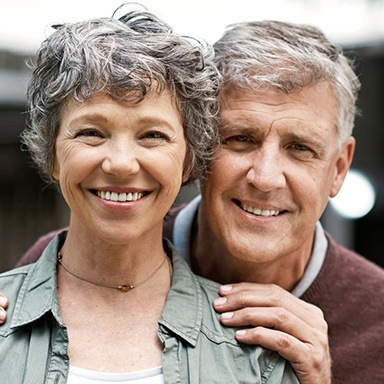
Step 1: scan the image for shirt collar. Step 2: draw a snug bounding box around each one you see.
[291,221,328,297]
[11,232,66,329]
[158,239,203,347]
[12,232,203,347]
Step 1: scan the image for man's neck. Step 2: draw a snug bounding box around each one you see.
[190,205,312,291]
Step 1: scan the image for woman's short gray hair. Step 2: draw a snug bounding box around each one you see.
[22,8,220,184]
[213,20,361,144]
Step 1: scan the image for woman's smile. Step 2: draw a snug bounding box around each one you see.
[95,190,146,203]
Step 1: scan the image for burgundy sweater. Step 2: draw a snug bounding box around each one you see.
[17,210,384,384]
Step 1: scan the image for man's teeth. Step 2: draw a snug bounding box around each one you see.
[97,191,144,202]
[241,203,280,217]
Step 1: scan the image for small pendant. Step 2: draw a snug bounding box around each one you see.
[118,284,133,292]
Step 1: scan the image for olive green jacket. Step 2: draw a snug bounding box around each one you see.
[0,232,299,383]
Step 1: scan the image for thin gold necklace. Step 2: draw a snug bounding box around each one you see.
[57,251,168,292]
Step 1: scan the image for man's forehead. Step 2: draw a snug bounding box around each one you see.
[218,86,339,143]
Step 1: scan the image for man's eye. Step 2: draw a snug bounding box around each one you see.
[223,135,251,144]
[289,143,318,159]
[292,144,310,151]
[222,135,253,148]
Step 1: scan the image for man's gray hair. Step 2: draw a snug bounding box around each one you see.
[22,8,220,184]
[213,20,360,144]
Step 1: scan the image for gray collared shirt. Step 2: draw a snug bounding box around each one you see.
[0,231,299,383]
[173,195,327,297]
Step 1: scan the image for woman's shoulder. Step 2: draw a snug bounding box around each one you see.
[0,264,31,290]
[0,265,33,331]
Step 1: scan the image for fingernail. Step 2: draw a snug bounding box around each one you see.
[214,297,227,306]
[220,285,233,292]
[0,297,6,306]
[221,312,234,320]
[236,329,247,337]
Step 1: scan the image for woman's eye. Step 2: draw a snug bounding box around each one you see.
[78,129,102,137]
[146,132,165,139]
[142,131,170,142]
[74,129,104,144]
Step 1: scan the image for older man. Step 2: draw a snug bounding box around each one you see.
[1,20,383,384]
[177,21,383,384]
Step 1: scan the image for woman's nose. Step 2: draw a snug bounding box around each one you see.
[101,140,140,178]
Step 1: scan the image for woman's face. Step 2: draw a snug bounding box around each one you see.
[53,91,188,244]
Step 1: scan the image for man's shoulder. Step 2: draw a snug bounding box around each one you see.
[326,236,384,284]
[304,234,384,324]
[307,235,384,383]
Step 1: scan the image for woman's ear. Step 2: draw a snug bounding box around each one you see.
[181,148,195,184]
[52,157,60,181]
[182,165,192,184]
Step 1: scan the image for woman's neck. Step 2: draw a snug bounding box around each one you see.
[59,218,167,288]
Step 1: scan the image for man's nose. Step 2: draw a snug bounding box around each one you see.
[245,147,286,192]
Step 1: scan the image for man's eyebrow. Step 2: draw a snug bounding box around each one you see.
[219,124,256,135]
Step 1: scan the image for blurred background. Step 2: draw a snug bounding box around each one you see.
[0,0,383,271]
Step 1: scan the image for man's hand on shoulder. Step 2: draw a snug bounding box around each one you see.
[213,283,331,384]
[0,293,8,324]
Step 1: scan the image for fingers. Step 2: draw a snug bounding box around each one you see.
[235,326,331,384]
[0,293,8,324]
[214,283,325,324]
[219,306,315,343]
[213,283,331,384]
[213,283,328,349]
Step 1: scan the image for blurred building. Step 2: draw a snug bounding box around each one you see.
[0,51,69,272]
[0,42,383,272]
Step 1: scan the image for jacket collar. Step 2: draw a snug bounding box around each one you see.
[11,232,66,328]
[11,234,204,347]
[158,239,203,347]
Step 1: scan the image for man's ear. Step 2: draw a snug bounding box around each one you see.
[330,136,355,198]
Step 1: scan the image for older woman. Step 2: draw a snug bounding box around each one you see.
[0,6,299,384]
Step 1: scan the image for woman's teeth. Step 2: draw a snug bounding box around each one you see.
[97,191,144,202]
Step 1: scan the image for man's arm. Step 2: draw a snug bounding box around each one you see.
[0,293,7,324]
[0,229,63,324]
[213,283,331,384]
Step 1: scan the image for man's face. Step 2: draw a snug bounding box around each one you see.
[200,82,355,265]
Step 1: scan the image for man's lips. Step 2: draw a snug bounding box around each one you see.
[234,199,285,217]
